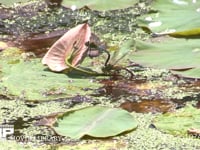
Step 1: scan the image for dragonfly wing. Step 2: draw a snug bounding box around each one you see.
[109,39,135,66]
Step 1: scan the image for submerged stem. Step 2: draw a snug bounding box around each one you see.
[65,59,111,77]
[65,60,98,75]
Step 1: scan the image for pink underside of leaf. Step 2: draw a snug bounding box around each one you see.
[42,23,91,72]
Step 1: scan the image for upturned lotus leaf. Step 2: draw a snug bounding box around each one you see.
[42,23,91,72]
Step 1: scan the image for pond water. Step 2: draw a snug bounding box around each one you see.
[1,0,200,149]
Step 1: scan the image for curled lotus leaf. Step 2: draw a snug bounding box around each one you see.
[42,23,91,72]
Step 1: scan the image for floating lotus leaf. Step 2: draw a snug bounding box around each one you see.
[137,0,200,36]
[153,105,200,136]
[0,58,100,101]
[172,68,200,79]
[61,0,138,11]
[52,106,137,139]
[132,38,200,71]
[134,0,200,79]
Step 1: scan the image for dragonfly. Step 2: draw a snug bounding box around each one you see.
[82,39,134,78]
[42,23,134,78]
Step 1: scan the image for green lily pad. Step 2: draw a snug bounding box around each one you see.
[0,58,101,101]
[53,106,137,139]
[137,0,200,35]
[153,105,200,136]
[61,0,138,11]
[132,38,200,70]
[172,68,200,79]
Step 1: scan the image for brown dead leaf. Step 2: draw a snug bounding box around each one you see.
[120,100,176,113]
[20,29,67,51]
